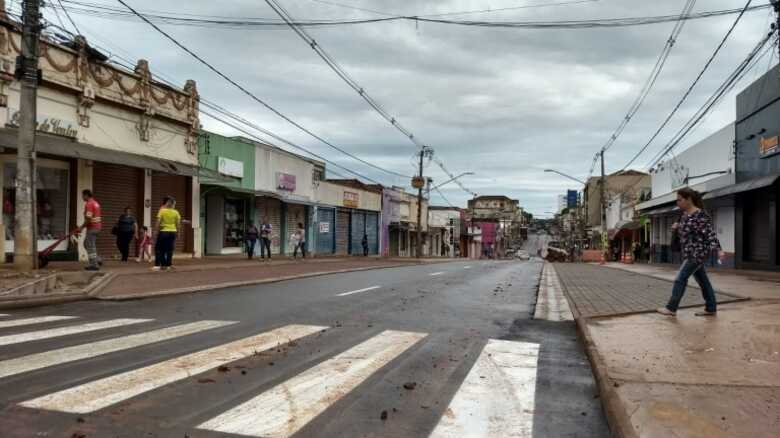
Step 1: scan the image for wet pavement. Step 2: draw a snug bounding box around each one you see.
[0,257,610,437]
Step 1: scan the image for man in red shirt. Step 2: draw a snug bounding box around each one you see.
[82,189,102,271]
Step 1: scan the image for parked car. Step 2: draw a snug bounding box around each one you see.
[515,250,530,261]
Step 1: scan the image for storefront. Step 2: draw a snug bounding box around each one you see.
[198,132,256,255]
[314,180,381,256]
[733,63,780,271]
[1,156,72,259]
[0,26,201,262]
[255,196,283,255]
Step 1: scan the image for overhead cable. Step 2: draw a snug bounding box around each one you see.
[114,0,413,181]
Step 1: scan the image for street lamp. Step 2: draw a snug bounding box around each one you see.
[431,172,475,191]
[544,169,587,185]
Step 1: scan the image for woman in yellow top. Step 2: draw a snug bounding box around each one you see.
[153,196,181,271]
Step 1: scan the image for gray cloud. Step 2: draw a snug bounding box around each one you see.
[59,0,776,216]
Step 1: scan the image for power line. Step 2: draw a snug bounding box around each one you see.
[56,0,82,34]
[310,0,601,18]
[620,0,755,171]
[50,1,774,30]
[264,0,476,196]
[43,19,392,186]
[114,0,413,181]
[599,0,696,156]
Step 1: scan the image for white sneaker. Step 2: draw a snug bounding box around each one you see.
[151,266,161,272]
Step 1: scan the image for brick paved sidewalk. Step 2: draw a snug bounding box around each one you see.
[553,263,745,318]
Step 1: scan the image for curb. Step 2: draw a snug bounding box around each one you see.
[551,263,637,438]
[0,293,91,310]
[96,263,424,301]
[575,317,638,438]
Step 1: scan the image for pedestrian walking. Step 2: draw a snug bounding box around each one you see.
[361,233,369,256]
[114,207,138,262]
[260,217,272,260]
[292,222,306,259]
[657,188,725,317]
[153,196,181,272]
[80,190,102,271]
[246,222,259,260]
[136,226,153,263]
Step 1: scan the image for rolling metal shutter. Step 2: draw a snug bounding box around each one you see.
[92,162,142,260]
[285,203,306,254]
[151,172,190,253]
[350,211,366,255]
[745,190,771,263]
[365,212,379,254]
[256,197,282,254]
[316,208,336,255]
[335,209,350,255]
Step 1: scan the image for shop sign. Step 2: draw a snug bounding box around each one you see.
[276,172,296,191]
[8,109,78,138]
[217,157,244,178]
[759,134,779,159]
[319,222,330,234]
[343,191,359,208]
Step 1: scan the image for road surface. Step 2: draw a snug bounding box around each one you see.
[0,257,609,437]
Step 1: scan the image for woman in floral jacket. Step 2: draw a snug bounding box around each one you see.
[658,187,725,317]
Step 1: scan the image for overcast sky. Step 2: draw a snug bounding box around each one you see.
[34,0,779,217]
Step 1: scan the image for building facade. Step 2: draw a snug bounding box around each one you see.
[0,20,200,262]
[730,63,780,270]
[427,206,462,258]
[636,124,736,267]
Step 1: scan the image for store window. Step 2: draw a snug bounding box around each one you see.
[3,162,69,247]
[223,198,245,248]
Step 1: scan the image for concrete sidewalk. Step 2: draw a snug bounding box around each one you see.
[552,263,780,438]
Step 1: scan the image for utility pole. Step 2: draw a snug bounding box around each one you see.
[599,150,607,251]
[415,147,426,258]
[13,0,42,271]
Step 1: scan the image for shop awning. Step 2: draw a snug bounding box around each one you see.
[640,204,680,216]
[703,173,780,200]
[0,129,196,176]
[198,167,240,184]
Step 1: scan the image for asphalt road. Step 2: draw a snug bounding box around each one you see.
[0,254,610,437]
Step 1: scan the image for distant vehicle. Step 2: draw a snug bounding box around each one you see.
[515,250,530,261]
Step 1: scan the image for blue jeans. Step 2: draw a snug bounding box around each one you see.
[666,259,717,313]
[155,232,177,267]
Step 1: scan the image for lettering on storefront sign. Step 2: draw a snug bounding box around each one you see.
[276,172,296,191]
[218,157,244,178]
[8,109,78,138]
[319,222,330,234]
[759,134,779,159]
[343,191,359,208]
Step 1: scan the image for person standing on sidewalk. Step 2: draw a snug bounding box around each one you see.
[81,190,102,271]
[292,222,306,259]
[114,207,138,262]
[658,188,725,317]
[260,217,272,260]
[361,233,369,256]
[153,196,181,272]
[246,222,259,260]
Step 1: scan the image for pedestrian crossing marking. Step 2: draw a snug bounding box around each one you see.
[0,313,9,317]
[0,320,236,379]
[20,324,327,414]
[0,315,77,329]
[0,318,151,347]
[429,339,540,438]
[197,330,427,438]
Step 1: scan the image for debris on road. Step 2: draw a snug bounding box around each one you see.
[403,382,417,390]
[198,378,216,384]
[380,410,388,421]
[217,365,230,373]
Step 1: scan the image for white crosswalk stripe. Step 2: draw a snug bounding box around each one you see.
[0,320,236,379]
[197,330,427,438]
[20,324,327,414]
[0,318,151,347]
[0,315,77,329]
[0,313,9,317]
[429,339,540,438]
